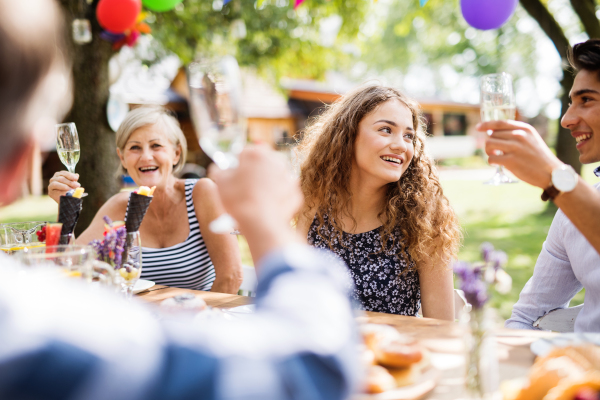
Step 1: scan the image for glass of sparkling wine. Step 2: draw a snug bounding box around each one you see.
[56,122,80,174]
[480,73,518,185]
[187,56,246,234]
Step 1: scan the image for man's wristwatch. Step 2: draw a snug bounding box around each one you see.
[541,164,578,201]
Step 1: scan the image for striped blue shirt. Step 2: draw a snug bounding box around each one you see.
[141,179,215,290]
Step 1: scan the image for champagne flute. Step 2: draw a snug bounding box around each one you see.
[480,73,518,185]
[56,122,80,174]
[187,56,246,234]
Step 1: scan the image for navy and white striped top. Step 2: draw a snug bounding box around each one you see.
[140,179,216,290]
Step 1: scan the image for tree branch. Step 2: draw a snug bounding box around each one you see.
[570,0,600,38]
[519,0,570,61]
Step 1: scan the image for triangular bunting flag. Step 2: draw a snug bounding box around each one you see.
[420,0,428,6]
[294,0,304,9]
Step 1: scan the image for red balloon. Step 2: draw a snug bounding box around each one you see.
[96,0,141,34]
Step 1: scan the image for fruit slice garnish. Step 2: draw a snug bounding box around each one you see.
[72,187,85,198]
[45,223,63,252]
[137,186,151,196]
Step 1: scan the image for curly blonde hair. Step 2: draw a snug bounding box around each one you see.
[297,84,461,271]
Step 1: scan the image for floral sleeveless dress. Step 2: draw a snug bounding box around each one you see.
[307,214,421,316]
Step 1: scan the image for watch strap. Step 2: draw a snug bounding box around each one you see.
[541,185,560,202]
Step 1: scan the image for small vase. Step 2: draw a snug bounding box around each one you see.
[117,231,142,299]
[462,307,500,400]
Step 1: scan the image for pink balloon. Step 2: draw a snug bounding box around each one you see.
[461,0,518,31]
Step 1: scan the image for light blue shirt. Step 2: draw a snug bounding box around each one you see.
[505,184,600,332]
[0,244,360,399]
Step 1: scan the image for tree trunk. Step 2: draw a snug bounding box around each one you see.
[60,0,119,235]
[556,72,582,172]
[519,0,582,173]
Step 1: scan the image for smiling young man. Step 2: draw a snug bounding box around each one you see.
[479,39,600,332]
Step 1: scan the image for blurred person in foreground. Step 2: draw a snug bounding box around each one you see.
[0,0,359,398]
[480,39,600,332]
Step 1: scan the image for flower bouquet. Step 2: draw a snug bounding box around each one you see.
[454,242,512,400]
[90,216,140,297]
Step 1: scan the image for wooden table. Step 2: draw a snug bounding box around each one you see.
[138,286,555,399]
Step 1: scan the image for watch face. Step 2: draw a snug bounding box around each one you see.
[553,167,578,192]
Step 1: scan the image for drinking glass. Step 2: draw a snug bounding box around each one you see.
[56,122,80,174]
[18,245,117,289]
[480,73,518,185]
[116,231,142,299]
[187,56,246,234]
[17,245,94,281]
[0,221,47,254]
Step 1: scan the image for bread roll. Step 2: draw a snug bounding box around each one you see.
[375,337,423,368]
[365,365,396,394]
[543,371,600,400]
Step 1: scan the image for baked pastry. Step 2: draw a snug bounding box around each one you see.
[543,371,600,400]
[503,345,598,400]
[374,336,424,368]
[361,323,402,353]
[365,365,396,394]
[387,365,419,387]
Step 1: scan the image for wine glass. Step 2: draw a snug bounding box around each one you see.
[187,56,246,234]
[480,73,518,185]
[56,122,80,174]
[0,221,47,254]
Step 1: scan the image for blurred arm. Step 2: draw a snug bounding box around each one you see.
[505,211,582,330]
[192,178,243,294]
[0,244,358,400]
[419,254,455,321]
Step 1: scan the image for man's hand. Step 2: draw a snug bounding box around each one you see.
[48,171,80,203]
[210,146,303,264]
[479,120,564,189]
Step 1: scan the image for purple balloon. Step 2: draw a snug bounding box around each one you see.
[461,0,518,31]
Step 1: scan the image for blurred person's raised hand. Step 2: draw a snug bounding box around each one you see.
[48,171,80,203]
[479,120,564,189]
[210,146,303,264]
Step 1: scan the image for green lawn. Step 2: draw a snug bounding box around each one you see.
[2,163,599,320]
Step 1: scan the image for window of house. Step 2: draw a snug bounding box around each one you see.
[443,113,467,136]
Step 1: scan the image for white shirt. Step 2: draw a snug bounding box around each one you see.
[505,184,600,332]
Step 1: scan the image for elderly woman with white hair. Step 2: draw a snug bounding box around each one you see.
[48,105,243,294]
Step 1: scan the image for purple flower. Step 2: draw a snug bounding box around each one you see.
[103,216,113,226]
[454,260,489,310]
[491,250,508,271]
[480,242,494,263]
[114,227,126,268]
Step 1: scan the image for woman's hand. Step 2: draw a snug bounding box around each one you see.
[48,171,80,203]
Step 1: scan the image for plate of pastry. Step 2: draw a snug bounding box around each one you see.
[502,344,600,400]
[353,324,440,400]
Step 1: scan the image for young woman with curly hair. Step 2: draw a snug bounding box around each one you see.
[296,85,461,320]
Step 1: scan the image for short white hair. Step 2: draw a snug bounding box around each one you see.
[116,105,188,175]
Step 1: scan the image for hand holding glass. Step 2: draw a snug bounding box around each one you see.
[480,73,518,185]
[188,56,246,234]
[56,122,80,174]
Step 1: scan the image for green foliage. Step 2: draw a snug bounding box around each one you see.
[355,0,538,84]
[148,0,369,79]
